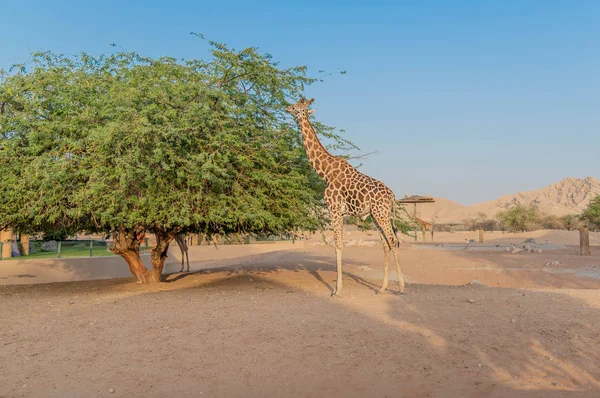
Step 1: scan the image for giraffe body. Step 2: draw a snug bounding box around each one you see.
[287,98,405,296]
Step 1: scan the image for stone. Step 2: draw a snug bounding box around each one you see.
[524,238,537,244]
[11,241,21,257]
[29,242,41,254]
[468,279,484,286]
[41,240,58,252]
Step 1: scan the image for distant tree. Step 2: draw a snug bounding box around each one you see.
[559,214,581,231]
[476,212,498,232]
[462,217,479,231]
[540,215,565,230]
[581,195,600,230]
[496,205,539,232]
[0,39,353,282]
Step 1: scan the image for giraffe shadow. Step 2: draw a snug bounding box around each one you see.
[162,250,390,296]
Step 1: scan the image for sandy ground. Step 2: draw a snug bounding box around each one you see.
[2,231,600,397]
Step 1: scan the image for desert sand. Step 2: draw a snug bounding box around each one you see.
[1,228,599,397]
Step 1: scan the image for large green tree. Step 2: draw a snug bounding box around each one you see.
[0,38,353,282]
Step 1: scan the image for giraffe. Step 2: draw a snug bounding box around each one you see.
[413,216,433,242]
[286,98,405,296]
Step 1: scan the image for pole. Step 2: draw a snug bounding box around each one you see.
[57,241,62,259]
[580,226,591,256]
[89,240,93,257]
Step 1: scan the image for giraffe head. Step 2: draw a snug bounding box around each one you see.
[286,97,315,120]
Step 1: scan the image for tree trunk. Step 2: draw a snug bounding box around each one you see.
[111,225,160,283]
[580,226,591,256]
[150,227,176,280]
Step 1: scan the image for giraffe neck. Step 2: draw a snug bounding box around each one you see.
[298,115,335,181]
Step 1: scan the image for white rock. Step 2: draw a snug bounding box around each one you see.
[41,240,58,252]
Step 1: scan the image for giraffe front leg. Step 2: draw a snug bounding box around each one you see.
[331,212,344,297]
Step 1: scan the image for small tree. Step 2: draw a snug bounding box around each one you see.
[559,214,581,231]
[496,204,539,232]
[462,217,479,231]
[540,215,564,230]
[581,195,600,230]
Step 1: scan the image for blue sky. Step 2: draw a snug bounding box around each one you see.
[2,0,599,204]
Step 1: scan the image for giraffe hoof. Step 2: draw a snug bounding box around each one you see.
[377,288,387,295]
[330,292,342,298]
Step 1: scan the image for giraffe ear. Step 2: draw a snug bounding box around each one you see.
[306,98,315,106]
[308,110,315,114]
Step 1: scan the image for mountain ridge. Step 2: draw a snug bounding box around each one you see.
[416,177,600,224]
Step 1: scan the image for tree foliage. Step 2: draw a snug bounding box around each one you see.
[0,39,353,281]
[581,195,600,228]
[462,212,497,232]
[496,204,539,232]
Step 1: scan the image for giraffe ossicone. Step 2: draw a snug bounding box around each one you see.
[287,97,405,296]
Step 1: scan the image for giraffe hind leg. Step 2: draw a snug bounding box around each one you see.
[374,214,405,295]
[376,229,390,294]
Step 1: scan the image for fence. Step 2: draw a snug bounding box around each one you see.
[0,239,151,260]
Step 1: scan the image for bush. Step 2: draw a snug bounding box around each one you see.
[540,215,564,230]
[496,205,539,232]
[559,214,582,231]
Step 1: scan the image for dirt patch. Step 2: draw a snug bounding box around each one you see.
[1,244,599,397]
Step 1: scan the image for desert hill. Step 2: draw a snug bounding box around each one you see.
[414,176,600,224]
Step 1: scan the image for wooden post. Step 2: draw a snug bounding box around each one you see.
[478,229,484,243]
[431,230,434,242]
[580,226,591,256]
[21,234,30,256]
[422,227,427,243]
[89,240,94,257]
[1,229,13,259]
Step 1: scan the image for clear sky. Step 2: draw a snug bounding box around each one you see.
[2,0,598,205]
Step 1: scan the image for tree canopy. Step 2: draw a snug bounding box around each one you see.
[496,204,539,232]
[581,195,600,228]
[0,37,354,281]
